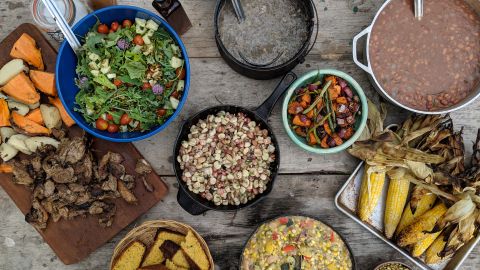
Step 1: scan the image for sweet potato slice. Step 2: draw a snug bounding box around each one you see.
[1,72,40,105]
[0,163,13,173]
[0,98,10,127]
[11,111,50,136]
[25,108,44,125]
[30,70,57,96]
[49,97,75,127]
[10,33,44,70]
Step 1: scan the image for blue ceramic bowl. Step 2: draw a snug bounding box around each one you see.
[56,5,190,142]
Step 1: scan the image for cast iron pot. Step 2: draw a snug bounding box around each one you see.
[214,0,318,80]
[239,215,357,269]
[174,72,297,215]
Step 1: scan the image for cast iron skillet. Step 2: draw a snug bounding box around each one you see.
[174,72,297,215]
[239,215,357,269]
[214,0,318,80]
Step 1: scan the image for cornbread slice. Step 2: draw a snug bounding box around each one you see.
[113,241,147,270]
[142,230,186,267]
[172,251,191,269]
[137,264,169,270]
[160,240,194,269]
[165,259,188,270]
[180,231,210,270]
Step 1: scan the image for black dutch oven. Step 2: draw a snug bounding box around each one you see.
[214,0,318,80]
[173,72,297,215]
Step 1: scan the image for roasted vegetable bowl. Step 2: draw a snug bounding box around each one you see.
[282,69,368,154]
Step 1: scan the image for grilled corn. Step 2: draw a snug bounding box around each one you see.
[384,168,410,239]
[397,203,447,247]
[412,231,442,257]
[425,232,448,264]
[358,165,387,221]
[395,187,436,236]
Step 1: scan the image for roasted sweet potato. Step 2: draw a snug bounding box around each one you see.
[1,72,40,105]
[288,101,303,115]
[25,108,44,125]
[30,70,57,96]
[10,33,44,70]
[0,163,13,173]
[306,109,315,119]
[320,136,329,148]
[301,93,311,104]
[48,97,75,127]
[307,131,317,145]
[324,122,332,135]
[0,98,10,127]
[292,115,311,127]
[11,111,50,136]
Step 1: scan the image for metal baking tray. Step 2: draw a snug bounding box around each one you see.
[335,162,480,270]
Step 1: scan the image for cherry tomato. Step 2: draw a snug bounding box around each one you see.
[109,29,114,33]
[171,91,180,99]
[142,82,151,90]
[120,113,132,125]
[157,108,167,117]
[272,232,278,240]
[133,35,144,46]
[282,245,296,253]
[106,113,114,121]
[97,24,109,34]
[110,21,120,32]
[122,19,132,28]
[278,217,289,225]
[95,118,109,130]
[330,231,335,242]
[113,79,123,87]
[107,123,119,133]
[175,67,186,80]
[165,81,174,88]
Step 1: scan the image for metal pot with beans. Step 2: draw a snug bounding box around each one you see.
[353,0,480,114]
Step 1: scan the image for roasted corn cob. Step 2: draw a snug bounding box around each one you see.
[412,231,442,257]
[395,187,436,236]
[357,165,387,221]
[384,169,410,239]
[397,203,447,247]
[425,232,448,264]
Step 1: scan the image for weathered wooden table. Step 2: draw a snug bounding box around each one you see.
[1,0,479,269]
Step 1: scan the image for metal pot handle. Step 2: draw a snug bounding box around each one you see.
[352,26,372,74]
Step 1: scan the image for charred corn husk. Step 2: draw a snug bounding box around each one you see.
[412,231,442,257]
[425,232,448,264]
[357,165,387,221]
[395,187,437,236]
[441,209,479,258]
[384,168,410,239]
[397,203,447,247]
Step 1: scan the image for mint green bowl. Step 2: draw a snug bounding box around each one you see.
[282,69,368,154]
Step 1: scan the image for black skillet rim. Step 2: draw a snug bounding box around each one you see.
[173,105,281,212]
[214,0,317,79]
[238,214,358,270]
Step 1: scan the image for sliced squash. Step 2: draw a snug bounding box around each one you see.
[7,100,29,116]
[0,127,16,143]
[30,70,57,96]
[25,108,44,125]
[39,104,61,129]
[11,111,50,136]
[28,102,40,110]
[0,163,13,173]
[0,143,18,162]
[0,99,10,127]
[10,33,44,70]
[49,97,75,127]
[0,59,27,86]
[25,137,59,153]
[1,72,40,105]
[7,134,31,155]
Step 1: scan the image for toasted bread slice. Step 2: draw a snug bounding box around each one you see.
[113,241,147,270]
[181,231,210,270]
[141,230,186,267]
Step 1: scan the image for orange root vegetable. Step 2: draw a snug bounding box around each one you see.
[29,70,57,96]
[301,93,311,104]
[328,88,339,100]
[332,134,343,145]
[336,97,348,104]
[48,97,75,127]
[320,136,329,148]
[344,127,354,139]
[324,122,332,135]
[306,109,315,119]
[11,111,50,136]
[294,127,306,137]
[10,33,44,70]
[299,100,308,109]
[307,131,317,145]
[292,115,311,127]
[288,101,303,115]
[1,72,40,105]
[316,100,323,109]
[25,108,44,125]
[0,164,13,173]
[0,98,11,127]
[325,76,337,85]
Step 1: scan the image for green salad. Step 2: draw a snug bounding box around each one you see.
[75,18,186,133]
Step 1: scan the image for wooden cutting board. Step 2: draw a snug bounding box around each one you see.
[0,23,169,265]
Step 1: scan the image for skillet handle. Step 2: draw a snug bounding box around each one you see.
[254,72,297,122]
[177,187,209,215]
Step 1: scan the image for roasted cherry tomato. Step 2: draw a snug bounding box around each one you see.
[106,113,114,121]
[165,81,174,88]
[157,108,167,117]
[107,123,119,133]
[133,35,144,46]
[120,113,132,125]
[282,245,296,253]
[113,79,123,87]
[278,217,289,225]
[96,118,109,130]
[110,21,120,31]
[142,82,151,90]
[122,19,132,28]
[175,67,186,80]
[97,24,109,34]
[170,91,180,99]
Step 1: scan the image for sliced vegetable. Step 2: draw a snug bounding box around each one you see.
[0,143,18,161]
[39,104,62,129]
[7,134,32,154]
[1,72,40,105]
[48,97,75,127]
[10,111,50,136]
[24,137,60,152]
[29,70,57,96]
[10,33,44,70]
[25,108,44,125]
[0,163,13,173]
[7,100,29,116]
[96,118,109,130]
[0,127,16,143]
[0,59,26,86]
[0,98,10,127]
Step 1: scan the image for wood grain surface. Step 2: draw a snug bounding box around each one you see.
[0,0,479,270]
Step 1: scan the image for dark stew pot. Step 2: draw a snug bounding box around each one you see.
[174,72,297,215]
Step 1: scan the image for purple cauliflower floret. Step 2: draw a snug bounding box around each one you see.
[78,76,88,88]
[152,84,164,95]
[117,38,129,50]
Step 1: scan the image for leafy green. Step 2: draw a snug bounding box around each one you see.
[93,74,116,89]
[121,61,146,80]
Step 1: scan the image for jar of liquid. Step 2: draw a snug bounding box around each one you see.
[89,0,117,10]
